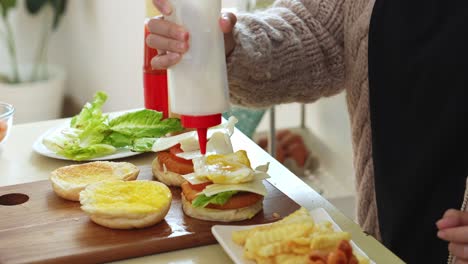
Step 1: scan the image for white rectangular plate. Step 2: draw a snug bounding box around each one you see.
[212,208,375,264]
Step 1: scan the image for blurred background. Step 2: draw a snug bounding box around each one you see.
[0,0,355,220]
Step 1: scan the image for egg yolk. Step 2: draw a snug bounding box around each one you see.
[205,150,251,171]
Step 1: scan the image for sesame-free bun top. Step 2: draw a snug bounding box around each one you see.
[50,161,139,201]
[79,180,172,229]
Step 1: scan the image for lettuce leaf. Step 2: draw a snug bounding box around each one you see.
[57,143,116,161]
[131,138,156,152]
[71,91,108,129]
[109,109,183,138]
[192,191,238,208]
[103,132,133,148]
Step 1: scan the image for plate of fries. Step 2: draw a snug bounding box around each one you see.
[212,207,374,264]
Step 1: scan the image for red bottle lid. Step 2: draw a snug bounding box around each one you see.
[181,114,222,155]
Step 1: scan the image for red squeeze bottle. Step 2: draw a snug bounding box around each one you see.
[181,114,222,155]
[143,20,169,118]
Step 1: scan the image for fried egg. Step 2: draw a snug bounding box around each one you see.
[192,150,255,184]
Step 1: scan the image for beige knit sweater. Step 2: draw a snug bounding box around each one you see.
[226,0,380,238]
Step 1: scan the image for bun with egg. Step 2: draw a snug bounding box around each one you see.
[50,161,139,201]
[79,180,172,229]
[151,117,239,187]
[152,144,194,187]
[181,150,269,222]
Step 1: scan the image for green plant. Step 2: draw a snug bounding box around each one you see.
[0,0,67,84]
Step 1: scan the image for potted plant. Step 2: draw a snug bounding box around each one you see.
[0,0,67,123]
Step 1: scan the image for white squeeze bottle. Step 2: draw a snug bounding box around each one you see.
[167,0,230,154]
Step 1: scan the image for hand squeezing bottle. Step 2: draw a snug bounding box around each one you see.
[167,0,230,154]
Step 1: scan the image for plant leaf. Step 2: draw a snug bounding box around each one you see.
[0,0,16,18]
[25,0,47,14]
[49,0,67,30]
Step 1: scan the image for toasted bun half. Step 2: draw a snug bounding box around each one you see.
[80,180,172,229]
[152,156,187,187]
[50,161,139,201]
[181,193,263,222]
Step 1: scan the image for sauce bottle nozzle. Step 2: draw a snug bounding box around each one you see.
[181,114,222,156]
[197,127,208,155]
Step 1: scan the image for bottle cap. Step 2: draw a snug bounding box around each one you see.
[181,114,222,155]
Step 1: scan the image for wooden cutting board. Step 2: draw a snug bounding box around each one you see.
[0,166,300,264]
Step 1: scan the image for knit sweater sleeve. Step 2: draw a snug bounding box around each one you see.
[227,0,345,108]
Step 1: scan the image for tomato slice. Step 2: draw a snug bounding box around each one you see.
[169,144,184,155]
[188,182,212,192]
[168,144,193,165]
[206,192,263,210]
[158,152,194,175]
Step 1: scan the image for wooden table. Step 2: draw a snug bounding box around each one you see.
[0,117,404,263]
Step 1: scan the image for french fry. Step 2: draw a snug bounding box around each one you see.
[274,253,309,264]
[278,207,311,222]
[291,246,310,255]
[257,241,290,257]
[290,237,311,246]
[310,232,351,251]
[254,256,275,264]
[232,207,314,246]
[311,222,334,237]
[232,228,253,246]
[244,223,314,259]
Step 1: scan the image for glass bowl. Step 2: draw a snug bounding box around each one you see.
[0,102,14,146]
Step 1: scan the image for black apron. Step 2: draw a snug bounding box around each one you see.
[368,1,468,263]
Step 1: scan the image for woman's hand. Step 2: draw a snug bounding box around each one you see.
[147,0,237,69]
[437,209,468,263]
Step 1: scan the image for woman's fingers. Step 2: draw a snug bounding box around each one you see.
[437,209,468,230]
[219,12,237,55]
[146,16,189,69]
[146,34,188,54]
[151,53,181,69]
[438,226,468,243]
[152,0,172,15]
[449,242,468,262]
[220,12,237,33]
[148,18,188,42]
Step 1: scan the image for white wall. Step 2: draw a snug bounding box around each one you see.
[58,0,146,112]
[1,0,146,113]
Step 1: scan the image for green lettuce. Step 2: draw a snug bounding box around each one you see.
[58,143,116,161]
[108,109,183,138]
[131,138,156,152]
[102,132,133,148]
[192,191,238,208]
[44,91,183,160]
[71,91,108,129]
